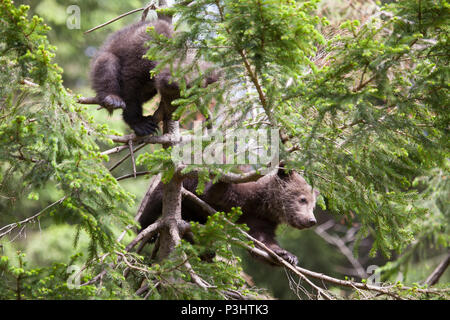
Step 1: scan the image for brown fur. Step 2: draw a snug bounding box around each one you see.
[139,168,319,265]
[90,19,218,136]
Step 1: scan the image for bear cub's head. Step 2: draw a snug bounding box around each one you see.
[265,167,319,229]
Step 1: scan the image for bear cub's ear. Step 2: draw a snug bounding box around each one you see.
[276,162,292,179]
[313,189,320,200]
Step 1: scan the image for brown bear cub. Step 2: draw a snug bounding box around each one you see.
[139,168,319,265]
[90,19,218,136]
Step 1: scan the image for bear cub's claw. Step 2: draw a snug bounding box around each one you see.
[103,94,126,110]
[274,248,299,266]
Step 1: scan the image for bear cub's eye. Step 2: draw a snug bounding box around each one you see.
[300,197,307,204]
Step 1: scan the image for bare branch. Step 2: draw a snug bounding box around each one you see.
[128,140,137,178]
[142,2,158,21]
[315,221,368,279]
[178,165,263,184]
[125,221,161,252]
[104,132,184,145]
[0,197,66,239]
[20,79,39,87]
[135,174,162,223]
[83,7,150,34]
[77,96,103,105]
[115,251,151,274]
[101,145,130,156]
[424,253,450,287]
[109,143,146,171]
[214,170,264,184]
[116,171,152,181]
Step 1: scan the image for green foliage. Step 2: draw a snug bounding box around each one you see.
[136,146,175,183]
[13,0,147,88]
[284,0,449,256]
[377,165,449,282]
[415,167,450,248]
[148,0,449,258]
[0,0,134,259]
[0,0,448,300]
[0,251,98,299]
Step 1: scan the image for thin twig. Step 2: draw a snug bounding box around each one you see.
[115,251,150,274]
[101,145,130,156]
[125,221,161,252]
[135,174,162,222]
[109,143,146,171]
[128,140,137,178]
[84,7,149,34]
[0,197,66,239]
[116,171,152,181]
[142,2,157,21]
[315,222,367,279]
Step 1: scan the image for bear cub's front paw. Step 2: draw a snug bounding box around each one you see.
[274,248,299,266]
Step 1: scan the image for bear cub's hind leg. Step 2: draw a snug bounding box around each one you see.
[123,108,159,136]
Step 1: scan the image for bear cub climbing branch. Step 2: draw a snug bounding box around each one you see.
[139,167,320,266]
[90,19,218,136]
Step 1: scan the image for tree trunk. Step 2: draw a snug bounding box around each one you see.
[157,119,183,260]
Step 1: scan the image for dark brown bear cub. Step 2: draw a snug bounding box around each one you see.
[139,168,319,265]
[90,19,218,136]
